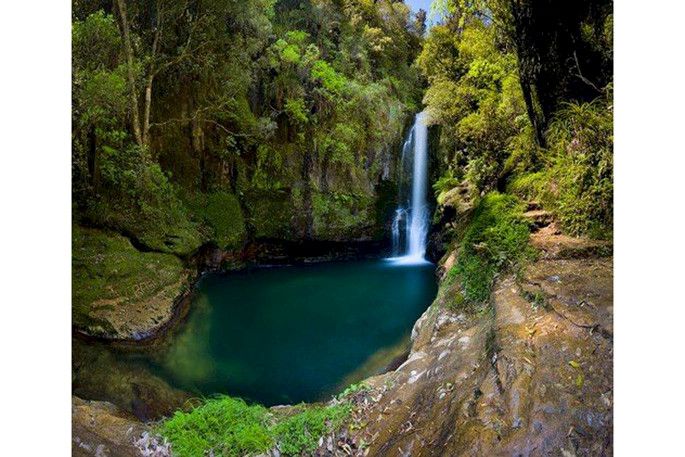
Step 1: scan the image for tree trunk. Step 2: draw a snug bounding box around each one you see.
[142,77,153,148]
[87,124,99,190]
[114,0,143,147]
[142,9,162,149]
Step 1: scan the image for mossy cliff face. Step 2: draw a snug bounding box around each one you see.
[72,123,408,339]
[157,112,409,244]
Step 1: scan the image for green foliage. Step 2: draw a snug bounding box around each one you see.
[72,10,121,71]
[183,191,247,249]
[273,403,351,456]
[337,381,370,400]
[312,191,373,240]
[72,0,423,252]
[509,97,613,238]
[159,397,273,457]
[423,4,612,239]
[245,189,294,240]
[451,193,532,303]
[205,192,246,249]
[159,395,351,457]
[415,25,462,85]
[90,145,203,256]
[419,20,527,196]
[433,172,462,205]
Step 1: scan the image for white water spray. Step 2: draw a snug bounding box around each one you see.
[389,112,430,265]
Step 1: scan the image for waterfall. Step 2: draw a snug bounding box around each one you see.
[389,112,430,265]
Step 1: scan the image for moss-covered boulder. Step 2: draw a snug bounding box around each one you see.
[72,226,191,339]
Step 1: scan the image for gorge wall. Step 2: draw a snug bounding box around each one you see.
[72,0,424,339]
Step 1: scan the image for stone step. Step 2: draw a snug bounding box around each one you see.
[526,201,542,211]
[523,209,554,230]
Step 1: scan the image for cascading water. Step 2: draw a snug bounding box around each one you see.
[389,112,430,265]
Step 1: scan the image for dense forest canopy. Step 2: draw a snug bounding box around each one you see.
[73,0,424,254]
[73,0,612,257]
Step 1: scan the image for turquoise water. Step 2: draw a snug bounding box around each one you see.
[137,259,436,406]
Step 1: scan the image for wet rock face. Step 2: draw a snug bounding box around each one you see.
[354,233,613,457]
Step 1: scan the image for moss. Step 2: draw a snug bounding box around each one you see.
[183,191,247,249]
[158,395,351,457]
[205,192,246,249]
[447,192,532,304]
[244,189,295,240]
[312,191,374,240]
[72,225,186,333]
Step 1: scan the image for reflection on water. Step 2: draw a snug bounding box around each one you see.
[73,259,436,413]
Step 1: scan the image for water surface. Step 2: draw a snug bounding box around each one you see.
[139,259,436,405]
[73,259,436,410]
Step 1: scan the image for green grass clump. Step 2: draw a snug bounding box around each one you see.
[451,192,532,303]
[159,397,273,457]
[158,396,352,457]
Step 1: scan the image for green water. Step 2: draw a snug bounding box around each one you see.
[77,259,437,408]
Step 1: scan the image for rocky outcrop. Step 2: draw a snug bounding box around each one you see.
[72,396,161,457]
[72,226,193,340]
[352,231,613,456]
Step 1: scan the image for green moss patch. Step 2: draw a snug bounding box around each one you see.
[312,191,374,241]
[183,191,247,249]
[244,190,295,240]
[446,192,532,304]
